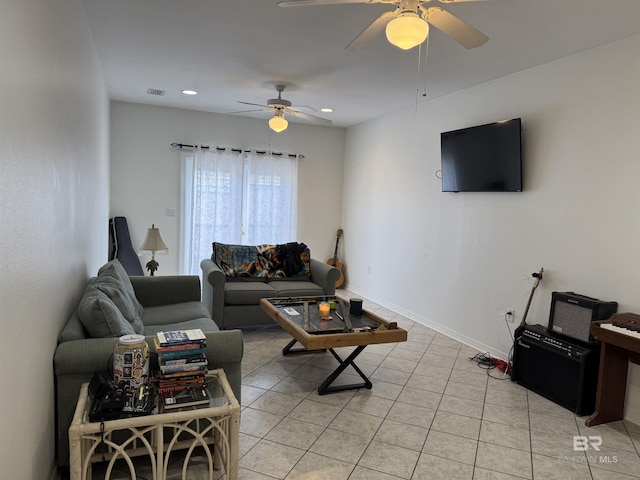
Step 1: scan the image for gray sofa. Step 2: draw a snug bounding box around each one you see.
[201,242,340,329]
[53,259,244,467]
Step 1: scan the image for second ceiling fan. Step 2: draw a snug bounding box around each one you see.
[278,0,489,51]
[230,84,332,133]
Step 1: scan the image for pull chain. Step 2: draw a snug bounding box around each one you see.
[422,35,430,97]
[415,42,423,112]
[414,35,430,112]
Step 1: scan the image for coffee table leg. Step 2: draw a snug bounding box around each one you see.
[318,346,372,395]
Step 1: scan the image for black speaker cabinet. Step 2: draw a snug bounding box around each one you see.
[548,291,617,344]
[511,324,600,415]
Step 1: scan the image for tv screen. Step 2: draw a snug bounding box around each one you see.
[441,118,523,192]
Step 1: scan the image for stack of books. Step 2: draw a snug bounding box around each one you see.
[154,329,210,410]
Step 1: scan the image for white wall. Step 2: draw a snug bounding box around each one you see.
[0,1,109,478]
[342,35,640,420]
[110,102,346,274]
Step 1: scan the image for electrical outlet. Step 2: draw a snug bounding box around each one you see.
[505,309,515,322]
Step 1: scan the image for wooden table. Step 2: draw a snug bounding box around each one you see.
[586,313,640,427]
[260,296,408,394]
[68,369,239,480]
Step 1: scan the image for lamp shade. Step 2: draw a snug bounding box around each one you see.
[269,114,288,133]
[140,224,168,252]
[385,12,429,50]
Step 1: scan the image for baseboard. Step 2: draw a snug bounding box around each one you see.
[346,288,510,361]
[624,412,640,427]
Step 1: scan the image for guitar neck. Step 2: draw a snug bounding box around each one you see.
[520,268,544,327]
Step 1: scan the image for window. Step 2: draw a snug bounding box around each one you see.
[180,147,298,275]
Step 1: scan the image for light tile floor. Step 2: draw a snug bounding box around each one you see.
[237,292,640,480]
[79,292,640,480]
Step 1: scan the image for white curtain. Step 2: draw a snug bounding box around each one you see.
[180,147,298,275]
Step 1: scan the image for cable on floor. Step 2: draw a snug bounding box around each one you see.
[469,352,512,380]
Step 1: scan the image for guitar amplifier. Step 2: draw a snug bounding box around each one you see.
[548,291,617,344]
[511,324,600,415]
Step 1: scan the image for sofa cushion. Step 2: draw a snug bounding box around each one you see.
[98,260,144,317]
[58,312,88,343]
[93,276,144,334]
[141,301,211,326]
[269,280,326,298]
[77,285,136,338]
[224,282,276,305]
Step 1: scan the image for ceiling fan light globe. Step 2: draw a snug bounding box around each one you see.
[385,13,429,50]
[269,115,288,133]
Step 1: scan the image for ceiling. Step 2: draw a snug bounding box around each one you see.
[83,0,640,128]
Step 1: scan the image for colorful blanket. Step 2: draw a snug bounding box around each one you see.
[212,242,311,278]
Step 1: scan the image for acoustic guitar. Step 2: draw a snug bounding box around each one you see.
[327,229,345,288]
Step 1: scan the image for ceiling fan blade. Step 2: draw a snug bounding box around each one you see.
[278,0,389,7]
[346,10,397,51]
[423,6,488,49]
[226,108,272,115]
[286,108,333,126]
[237,101,269,108]
[291,104,319,112]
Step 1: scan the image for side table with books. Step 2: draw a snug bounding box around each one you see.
[68,328,240,480]
[69,369,239,480]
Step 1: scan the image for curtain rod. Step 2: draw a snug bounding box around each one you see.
[170,143,305,159]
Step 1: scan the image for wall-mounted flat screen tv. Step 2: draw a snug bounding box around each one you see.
[441,118,523,192]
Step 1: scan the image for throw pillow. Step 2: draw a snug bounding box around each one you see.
[98,260,144,317]
[93,276,145,335]
[77,285,136,338]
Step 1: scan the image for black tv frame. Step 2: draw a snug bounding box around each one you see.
[440,118,523,193]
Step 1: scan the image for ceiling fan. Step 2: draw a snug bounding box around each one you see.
[277,0,489,51]
[229,84,332,133]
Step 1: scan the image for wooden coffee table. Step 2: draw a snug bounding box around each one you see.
[260,296,407,394]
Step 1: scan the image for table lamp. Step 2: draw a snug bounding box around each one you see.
[140,224,168,276]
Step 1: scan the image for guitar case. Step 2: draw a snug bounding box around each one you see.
[109,217,144,276]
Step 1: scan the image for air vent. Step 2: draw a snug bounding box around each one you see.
[146,88,165,96]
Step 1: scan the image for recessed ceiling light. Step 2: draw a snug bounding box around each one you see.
[320,108,334,113]
[182,90,198,95]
